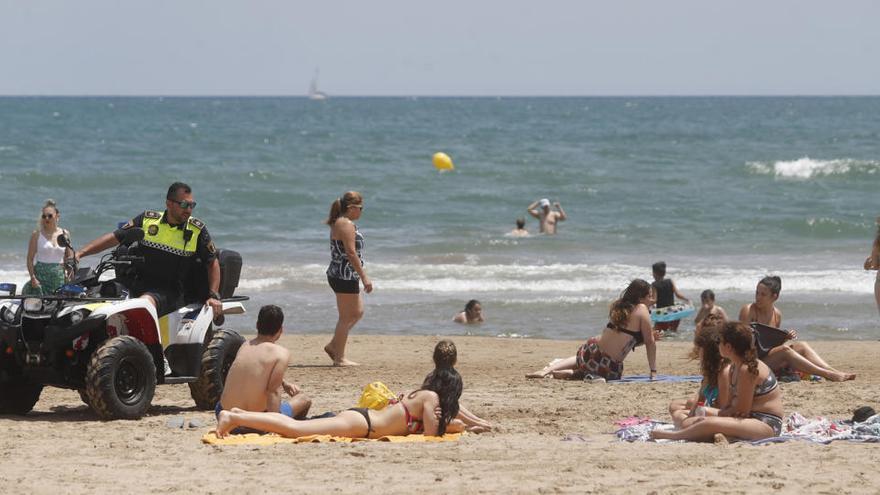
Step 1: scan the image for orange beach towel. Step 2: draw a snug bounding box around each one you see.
[201,431,461,445]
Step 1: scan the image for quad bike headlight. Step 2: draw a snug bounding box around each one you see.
[69,310,84,325]
[1,306,15,323]
[23,298,43,312]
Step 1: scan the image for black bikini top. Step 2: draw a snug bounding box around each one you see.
[607,322,644,346]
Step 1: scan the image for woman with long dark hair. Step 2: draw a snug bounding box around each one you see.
[216,367,465,439]
[739,276,854,382]
[324,191,371,366]
[652,321,784,442]
[668,317,731,428]
[526,279,658,381]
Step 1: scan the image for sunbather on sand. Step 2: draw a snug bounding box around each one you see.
[428,340,492,433]
[668,318,731,428]
[653,321,784,442]
[526,279,658,381]
[217,340,488,439]
[740,276,855,382]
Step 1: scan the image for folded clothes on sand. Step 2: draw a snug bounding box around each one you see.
[614,412,880,444]
[201,432,461,445]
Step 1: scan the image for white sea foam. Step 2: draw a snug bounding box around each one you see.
[747,157,880,179]
[235,262,875,295]
[237,277,284,290]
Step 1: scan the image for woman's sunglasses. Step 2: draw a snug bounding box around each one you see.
[41,214,55,220]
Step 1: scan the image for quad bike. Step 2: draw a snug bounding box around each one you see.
[0,228,248,420]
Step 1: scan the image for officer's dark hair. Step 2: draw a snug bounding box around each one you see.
[652,261,667,278]
[166,182,192,201]
[256,305,284,335]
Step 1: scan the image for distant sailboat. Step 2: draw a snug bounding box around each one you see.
[308,69,327,100]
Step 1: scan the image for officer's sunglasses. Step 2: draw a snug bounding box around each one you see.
[171,200,197,210]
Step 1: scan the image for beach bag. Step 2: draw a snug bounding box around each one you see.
[357,381,397,410]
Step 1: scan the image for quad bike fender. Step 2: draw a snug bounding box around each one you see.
[90,299,160,345]
[220,301,246,316]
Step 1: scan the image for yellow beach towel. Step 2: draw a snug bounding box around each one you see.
[201,431,461,445]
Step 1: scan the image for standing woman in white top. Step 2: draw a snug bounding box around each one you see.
[23,199,72,295]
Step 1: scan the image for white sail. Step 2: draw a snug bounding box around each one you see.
[308,68,327,100]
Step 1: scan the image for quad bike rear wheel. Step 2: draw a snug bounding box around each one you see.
[189,328,245,410]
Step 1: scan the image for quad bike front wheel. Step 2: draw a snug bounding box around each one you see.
[86,336,156,420]
[189,328,245,410]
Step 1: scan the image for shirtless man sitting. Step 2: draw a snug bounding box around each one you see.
[216,305,311,421]
[527,198,566,234]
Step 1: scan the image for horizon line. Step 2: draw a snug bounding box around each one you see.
[1,93,879,98]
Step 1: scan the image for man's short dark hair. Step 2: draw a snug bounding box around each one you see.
[256,305,284,335]
[652,261,667,278]
[166,182,192,200]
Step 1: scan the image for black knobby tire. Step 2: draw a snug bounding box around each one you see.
[77,389,91,407]
[189,328,245,410]
[86,336,156,420]
[0,379,43,415]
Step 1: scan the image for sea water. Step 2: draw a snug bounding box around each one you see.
[0,96,878,340]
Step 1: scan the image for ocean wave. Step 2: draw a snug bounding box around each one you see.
[236,262,876,295]
[746,157,880,179]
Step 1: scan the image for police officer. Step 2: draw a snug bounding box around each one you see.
[76,182,223,317]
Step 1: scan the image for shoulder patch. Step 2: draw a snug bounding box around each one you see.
[120,220,134,230]
[144,210,161,219]
[188,217,205,229]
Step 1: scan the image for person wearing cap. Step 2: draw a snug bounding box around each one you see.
[527,198,567,234]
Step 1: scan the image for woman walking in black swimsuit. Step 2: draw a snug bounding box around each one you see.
[324,191,372,366]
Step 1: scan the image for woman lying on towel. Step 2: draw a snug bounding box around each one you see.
[652,321,784,442]
[740,276,855,382]
[216,366,465,439]
[526,279,657,381]
[668,316,731,428]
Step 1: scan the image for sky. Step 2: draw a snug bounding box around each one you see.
[1,0,878,96]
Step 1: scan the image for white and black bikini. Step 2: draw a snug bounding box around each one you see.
[327,225,365,294]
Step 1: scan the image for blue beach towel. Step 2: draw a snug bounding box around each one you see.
[611,374,703,384]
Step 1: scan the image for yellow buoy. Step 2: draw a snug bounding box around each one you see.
[432,152,454,171]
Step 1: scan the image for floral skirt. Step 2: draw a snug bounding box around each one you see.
[23,261,65,296]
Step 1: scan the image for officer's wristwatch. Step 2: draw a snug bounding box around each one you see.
[209,290,221,300]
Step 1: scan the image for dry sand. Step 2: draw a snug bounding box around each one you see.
[2,334,879,494]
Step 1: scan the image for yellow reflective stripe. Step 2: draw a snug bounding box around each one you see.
[141,215,202,254]
[159,314,169,346]
[82,303,110,311]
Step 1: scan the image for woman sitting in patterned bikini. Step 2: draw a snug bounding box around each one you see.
[652,321,785,442]
[526,279,658,381]
[668,315,731,428]
[216,341,476,439]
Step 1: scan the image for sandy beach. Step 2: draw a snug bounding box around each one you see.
[2,334,879,494]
